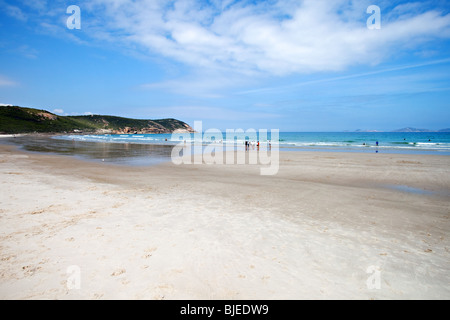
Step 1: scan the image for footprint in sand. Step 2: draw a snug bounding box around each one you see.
[142,247,157,259]
[1,255,16,262]
[153,284,173,300]
[111,269,126,277]
[22,265,42,276]
[30,209,46,215]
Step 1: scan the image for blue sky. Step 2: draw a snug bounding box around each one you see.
[0,0,450,131]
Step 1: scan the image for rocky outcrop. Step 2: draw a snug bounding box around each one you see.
[36,112,58,121]
[110,120,195,134]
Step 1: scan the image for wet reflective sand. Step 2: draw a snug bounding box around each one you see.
[1,135,174,166]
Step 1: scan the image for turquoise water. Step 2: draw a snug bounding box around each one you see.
[55,132,450,155]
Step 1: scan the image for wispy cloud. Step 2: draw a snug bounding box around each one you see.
[9,0,450,77]
[140,80,224,99]
[139,71,257,98]
[19,0,49,12]
[14,45,39,59]
[39,21,87,45]
[0,75,18,87]
[1,1,87,46]
[237,58,450,95]
[133,105,281,122]
[82,0,450,76]
[1,0,28,21]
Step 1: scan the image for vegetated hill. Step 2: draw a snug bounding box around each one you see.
[0,106,194,134]
[438,128,450,132]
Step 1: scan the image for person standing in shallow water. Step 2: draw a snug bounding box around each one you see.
[375,141,379,153]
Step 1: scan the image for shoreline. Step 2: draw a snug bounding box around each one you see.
[1,134,449,167]
[1,142,449,299]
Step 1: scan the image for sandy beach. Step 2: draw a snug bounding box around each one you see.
[0,142,449,300]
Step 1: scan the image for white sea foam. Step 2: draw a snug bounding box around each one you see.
[53,133,450,154]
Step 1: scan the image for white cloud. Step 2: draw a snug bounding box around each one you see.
[53,109,95,116]
[2,1,28,21]
[84,0,450,76]
[12,0,450,77]
[140,71,257,98]
[0,75,18,87]
[53,109,65,114]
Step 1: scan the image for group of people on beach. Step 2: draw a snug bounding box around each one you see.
[361,141,379,153]
[362,141,379,146]
[244,140,271,151]
[245,140,258,151]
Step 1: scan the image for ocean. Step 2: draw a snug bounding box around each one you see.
[54,132,450,155]
[3,132,449,166]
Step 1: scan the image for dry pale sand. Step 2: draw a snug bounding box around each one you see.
[0,143,449,300]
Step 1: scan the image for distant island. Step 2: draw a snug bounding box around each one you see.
[391,127,450,133]
[354,127,450,133]
[0,106,194,134]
